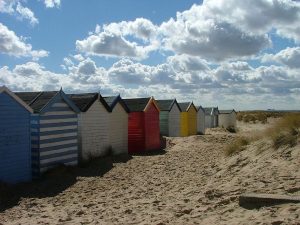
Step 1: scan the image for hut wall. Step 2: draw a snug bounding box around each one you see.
[205,115,213,128]
[180,112,189,137]
[159,111,169,136]
[168,104,181,137]
[128,112,145,153]
[144,102,160,151]
[31,98,78,176]
[219,112,237,128]
[188,107,197,135]
[109,102,128,155]
[197,109,206,134]
[0,92,32,183]
[80,100,110,161]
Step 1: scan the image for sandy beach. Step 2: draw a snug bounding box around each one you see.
[0,121,299,225]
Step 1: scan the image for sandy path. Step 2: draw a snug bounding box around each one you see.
[0,123,299,225]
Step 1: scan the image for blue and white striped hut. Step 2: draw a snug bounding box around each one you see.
[0,87,33,183]
[15,89,80,177]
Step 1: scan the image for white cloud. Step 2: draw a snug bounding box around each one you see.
[44,0,61,8]
[262,47,300,68]
[0,23,48,59]
[76,32,155,60]
[0,0,39,26]
[167,54,210,72]
[1,57,300,109]
[16,2,39,26]
[76,18,159,60]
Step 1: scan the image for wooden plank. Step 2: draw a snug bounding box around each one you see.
[239,193,300,209]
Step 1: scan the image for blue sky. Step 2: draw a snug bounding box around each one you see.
[0,0,300,110]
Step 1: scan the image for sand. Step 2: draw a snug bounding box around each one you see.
[0,122,299,225]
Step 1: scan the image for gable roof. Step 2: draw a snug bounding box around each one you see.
[219,109,236,114]
[103,95,129,113]
[15,90,80,113]
[123,97,159,112]
[0,86,33,113]
[178,102,197,112]
[123,97,151,112]
[156,99,181,112]
[204,107,219,115]
[196,105,205,113]
[68,93,111,112]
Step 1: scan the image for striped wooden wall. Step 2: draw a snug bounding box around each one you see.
[31,98,78,177]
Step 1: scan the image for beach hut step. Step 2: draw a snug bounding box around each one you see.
[239,193,300,209]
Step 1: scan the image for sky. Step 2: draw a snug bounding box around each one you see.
[0,0,300,110]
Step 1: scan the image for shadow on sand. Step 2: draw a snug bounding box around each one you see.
[0,153,132,212]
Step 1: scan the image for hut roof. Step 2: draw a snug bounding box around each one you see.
[16,91,57,112]
[196,105,205,113]
[68,93,111,112]
[123,97,150,112]
[103,95,130,113]
[219,109,236,114]
[156,99,180,111]
[0,86,33,113]
[15,90,80,113]
[178,102,196,112]
[204,107,219,115]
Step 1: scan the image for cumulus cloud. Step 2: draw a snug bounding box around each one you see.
[15,2,39,26]
[44,0,61,8]
[167,54,210,72]
[1,57,300,109]
[76,32,155,60]
[0,23,48,59]
[0,0,38,26]
[158,0,300,61]
[262,47,300,68]
[76,18,159,60]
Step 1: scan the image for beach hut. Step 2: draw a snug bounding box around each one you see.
[196,106,206,134]
[219,109,237,128]
[68,93,111,162]
[178,102,198,136]
[123,97,160,154]
[15,90,80,177]
[0,87,33,183]
[204,107,219,128]
[156,99,181,137]
[103,95,129,155]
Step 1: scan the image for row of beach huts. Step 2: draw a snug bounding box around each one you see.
[0,86,236,184]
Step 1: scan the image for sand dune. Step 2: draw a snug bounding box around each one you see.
[0,122,299,225]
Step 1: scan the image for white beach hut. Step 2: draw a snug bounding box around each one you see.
[196,106,206,134]
[219,109,237,128]
[103,95,129,155]
[68,93,111,162]
[204,107,219,128]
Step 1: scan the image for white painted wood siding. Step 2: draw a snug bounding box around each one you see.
[109,102,128,155]
[197,109,206,134]
[80,101,110,161]
[168,104,181,137]
[219,112,237,128]
[205,115,213,128]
